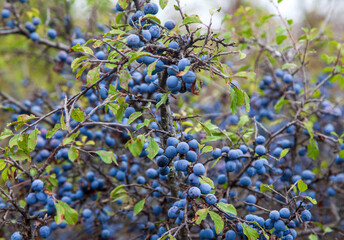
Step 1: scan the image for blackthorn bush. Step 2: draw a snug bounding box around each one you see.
[0,0,343,240]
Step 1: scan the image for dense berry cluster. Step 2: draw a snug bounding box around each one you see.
[0,0,343,240]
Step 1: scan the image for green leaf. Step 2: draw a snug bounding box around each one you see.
[159,234,176,240]
[304,121,314,138]
[156,93,169,110]
[68,146,79,161]
[96,150,117,164]
[46,124,61,139]
[127,112,142,125]
[86,66,100,87]
[297,179,308,193]
[182,15,203,25]
[260,184,273,193]
[144,14,161,25]
[71,56,88,72]
[63,131,80,145]
[216,202,237,216]
[116,97,128,122]
[136,118,156,130]
[306,196,317,205]
[195,209,208,224]
[60,114,67,130]
[275,97,289,113]
[230,87,238,114]
[159,0,168,9]
[9,149,30,161]
[76,64,89,80]
[338,150,344,158]
[54,200,78,225]
[239,51,246,59]
[147,137,159,160]
[276,35,287,45]
[104,29,127,37]
[209,211,224,234]
[242,224,259,240]
[28,129,40,152]
[61,201,78,225]
[307,138,319,160]
[0,128,13,141]
[201,145,213,154]
[133,199,145,216]
[128,52,151,64]
[9,134,22,148]
[71,108,85,122]
[7,114,35,131]
[126,135,145,157]
[244,91,250,112]
[282,63,297,70]
[0,160,6,171]
[252,221,269,239]
[309,234,318,240]
[198,121,212,136]
[110,185,126,198]
[209,7,221,16]
[199,176,214,188]
[54,200,64,224]
[118,68,131,91]
[48,174,58,187]
[107,103,120,115]
[147,60,158,76]
[238,115,249,128]
[280,148,289,159]
[118,0,129,9]
[211,157,220,168]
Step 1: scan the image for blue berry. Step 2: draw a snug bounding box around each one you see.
[255,145,266,156]
[124,106,136,118]
[199,228,214,239]
[270,210,280,221]
[283,73,293,83]
[149,25,161,38]
[225,230,236,240]
[177,142,189,154]
[143,3,159,15]
[200,183,211,194]
[186,150,197,162]
[301,210,312,222]
[211,148,222,158]
[32,179,44,191]
[1,9,10,19]
[167,137,179,146]
[256,135,266,144]
[182,71,196,84]
[11,232,23,240]
[279,208,290,219]
[126,34,140,48]
[274,220,285,231]
[82,209,92,218]
[217,174,227,184]
[188,187,201,199]
[164,20,176,30]
[205,194,217,205]
[193,163,205,176]
[178,58,190,71]
[156,155,169,167]
[238,176,251,186]
[165,146,177,159]
[39,226,51,238]
[167,76,179,89]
